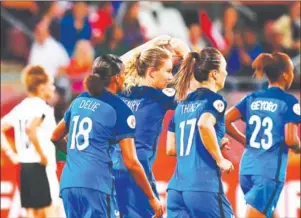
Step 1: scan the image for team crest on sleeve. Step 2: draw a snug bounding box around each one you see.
[162,88,176,97]
[127,115,136,129]
[293,103,300,116]
[213,100,225,113]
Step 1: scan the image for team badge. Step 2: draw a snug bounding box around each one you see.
[162,88,176,97]
[213,100,225,113]
[293,103,300,116]
[127,115,136,129]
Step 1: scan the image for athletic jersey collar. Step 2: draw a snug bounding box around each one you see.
[186,87,216,101]
[127,86,159,98]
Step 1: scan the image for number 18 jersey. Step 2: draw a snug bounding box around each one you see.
[60,91,135,195]
[236,87,300,182]
[168,88,227,193]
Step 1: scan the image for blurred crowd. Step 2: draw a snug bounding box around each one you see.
[1,1,300,108]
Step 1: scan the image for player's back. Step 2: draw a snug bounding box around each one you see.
[236,87,300,182]
[3,97,56,165]
[117,86,176,165]
[61,90,130,194]
[168,88,227,193]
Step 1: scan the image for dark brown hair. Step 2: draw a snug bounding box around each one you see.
[252,52,293,82]
[174,47,222,101]
[84,54,123,96]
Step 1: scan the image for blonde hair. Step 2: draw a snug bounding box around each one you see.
[73,40,95,65]
[21,65,50,94]
[123,46,172,94]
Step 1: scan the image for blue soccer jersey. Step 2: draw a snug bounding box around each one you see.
[168,88,227,193]
[236,87,300,182]
[60,90,136,195]
[113,86,176,170]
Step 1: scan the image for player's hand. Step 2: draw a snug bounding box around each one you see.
[169,38,190,58]
[220,137,231,151]
[149,197,164,218]
[151,35,171,47]
[40,154,48,166]
[217,158,234,173]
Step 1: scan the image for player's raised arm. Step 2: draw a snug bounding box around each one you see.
[119,138,163,218]
[198,112,234,173]
[120,35,171,63]
[225,106,246,146]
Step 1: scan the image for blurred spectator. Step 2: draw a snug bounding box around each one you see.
[1,1,39,62]
[188,24,207,52]
[29,20,69,77]
[89,2,114,44]
[60,1,92,56]
[273,1,300,52]
[95,24,129,57]
[60,40,94,97]
[215,6,241,56]
[120,2,145,48]
[39,2,68,41]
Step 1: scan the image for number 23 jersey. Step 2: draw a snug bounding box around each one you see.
[236,87,300,182]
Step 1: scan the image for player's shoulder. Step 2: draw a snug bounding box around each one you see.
[102,90,133,115]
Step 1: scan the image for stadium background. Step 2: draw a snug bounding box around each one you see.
[1,1,300,218]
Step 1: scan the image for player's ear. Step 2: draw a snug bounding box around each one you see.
[210,70,218,81]
[148,67,157,79]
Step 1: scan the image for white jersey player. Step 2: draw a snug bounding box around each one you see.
[1,65,62,218]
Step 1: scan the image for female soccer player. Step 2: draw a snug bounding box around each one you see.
[225,52,300,218]
[166,48,235,218]
[111,36,190,218]
[51,54,163,218]
[1,65,60,218]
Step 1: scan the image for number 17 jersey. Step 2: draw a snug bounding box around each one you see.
[168,88,227,193]
[236,87,300,182]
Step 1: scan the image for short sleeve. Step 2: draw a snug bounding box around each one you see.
[1,106,19,125]
[235,95,248,121]
[284,97,300,124]
[115,102,136,141]
[204,97,227,119]
[161,88,177,111]
[168,115,176,132]
[63,105,72,130]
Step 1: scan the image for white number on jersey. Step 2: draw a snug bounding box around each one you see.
[70,115,93,150]
[249,115,273,150]
[179,118,197,156]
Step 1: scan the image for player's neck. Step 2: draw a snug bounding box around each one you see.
[140,79,156,89]
[28,93,45,100]
[268,83,285,90]
[198,82,217,93]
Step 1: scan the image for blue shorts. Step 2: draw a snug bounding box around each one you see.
[167,190,234,218]
[240,175,284,218]
[61,188,119,218]
[113,159,159,218]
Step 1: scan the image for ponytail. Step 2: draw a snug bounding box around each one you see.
[174,52,200,102]
[123,52,142,94]
[84,74,105,96]
[252,52,292,82]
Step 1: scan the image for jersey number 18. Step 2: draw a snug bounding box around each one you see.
[70,115,92,150]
